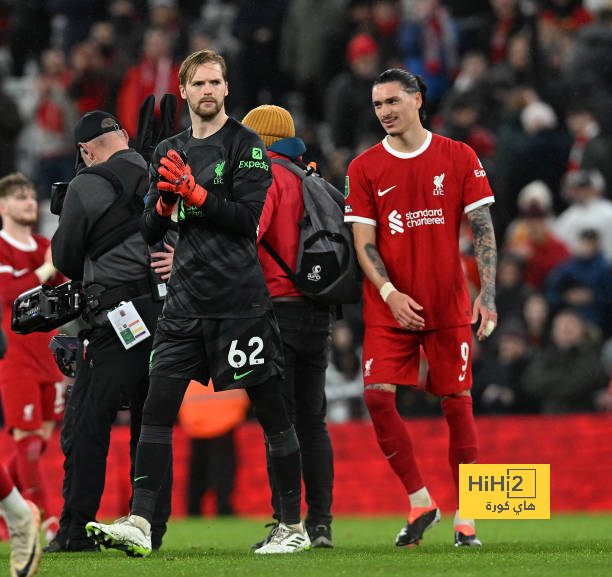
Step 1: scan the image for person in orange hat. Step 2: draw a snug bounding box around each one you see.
[242,104,336,550]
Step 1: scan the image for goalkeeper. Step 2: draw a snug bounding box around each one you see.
[86,49,309,556]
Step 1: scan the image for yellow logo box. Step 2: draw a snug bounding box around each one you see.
[459,464,550,519]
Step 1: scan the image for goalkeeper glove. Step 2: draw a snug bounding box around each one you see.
[158,149,208,207]
[156,180,180,216]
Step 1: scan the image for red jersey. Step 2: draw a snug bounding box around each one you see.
[0,230,62,378]
[345,132,494,330]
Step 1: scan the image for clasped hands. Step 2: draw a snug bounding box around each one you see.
[155,149,207,216]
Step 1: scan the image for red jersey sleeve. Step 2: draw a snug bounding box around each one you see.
[344,157,377,227]
[460,143,494,213]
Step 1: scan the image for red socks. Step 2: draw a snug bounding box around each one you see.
[441,395,478,503]
[14,436,49,518]
[364,389,425,494]
[4,452,21,492]
[0,466,15,501]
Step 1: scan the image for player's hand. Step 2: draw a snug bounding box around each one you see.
[158,149,208,207]
[472,292,497,341]
[151,244,174,280]
[156,175,181,216]
[386,291,425,331]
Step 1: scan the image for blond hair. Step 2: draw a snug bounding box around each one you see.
[179,49,227,86]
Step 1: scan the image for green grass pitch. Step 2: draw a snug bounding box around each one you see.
[2,514,611,577]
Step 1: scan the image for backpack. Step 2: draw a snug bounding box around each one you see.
[260,157,362,305]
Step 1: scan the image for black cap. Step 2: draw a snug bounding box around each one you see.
[74,110,122,148]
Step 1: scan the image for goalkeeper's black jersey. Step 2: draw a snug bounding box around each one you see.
[142,118,273,318]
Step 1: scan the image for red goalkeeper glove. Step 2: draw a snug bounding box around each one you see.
[156,181,180,216]
[158,149,208,207]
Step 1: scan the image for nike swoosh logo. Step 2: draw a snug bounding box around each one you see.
[384,451,398,460]
[13,268,29,277]
[377,185,397,197]
[15,536,38,577]
[234,369,254,380]
[134,475,149,482]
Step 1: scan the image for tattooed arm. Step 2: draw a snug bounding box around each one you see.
[466,205,498,340]
[352,222,425,330]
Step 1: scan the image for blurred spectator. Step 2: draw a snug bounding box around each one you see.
[0,75,23,177]
[482,0,528,64]
[147,0,187,60]
[397,0,459,115]
[554,169,612,259]
[29,49,78,200]
[233,0,289,112]
[325,33,384,156]
[508,100,572,213]
[564,0,612,114]
[279,0,350,119]
[116,27,182,139]
[473,317,535,414]
[178,381,249,517]
[521,308,607,413]
[545,228,612,330]
[522,291,551,348]
[325,321,366,422]
[67,41,108,115]
[86,20,133,114]
[370,0,402,68]
[344,0,375,39]
[565,101,601,173]
[505,181,570,290]
[449,51,488,96]
[495,252,531,321]
[580,101,612,195]
[490,32,537,88]
[108,0,146,59]
[490,84,538,236]
[5,0,51,76]
[438,91,496,162]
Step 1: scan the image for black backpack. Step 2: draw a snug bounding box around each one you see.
[260,157,362,305]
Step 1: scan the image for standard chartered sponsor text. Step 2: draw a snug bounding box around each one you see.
[405,208,444,228]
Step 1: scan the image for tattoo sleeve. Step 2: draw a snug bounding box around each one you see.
[467,206,497,311]
[364,242,390,282]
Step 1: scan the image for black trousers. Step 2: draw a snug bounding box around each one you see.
[58,297,171,547]
[187,431,237,516]
[267,300,334,527]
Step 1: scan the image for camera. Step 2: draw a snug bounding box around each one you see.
[50,181,70,215]
[11,280,84,335]
[49,334,80,377]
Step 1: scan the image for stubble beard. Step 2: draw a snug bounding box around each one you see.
[10,213,37,227]
[190,98,222,121]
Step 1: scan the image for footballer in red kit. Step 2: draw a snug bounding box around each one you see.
[0,173,65,543]
[345,69,497,548]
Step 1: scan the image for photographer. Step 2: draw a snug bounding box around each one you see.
[47,110,171,552]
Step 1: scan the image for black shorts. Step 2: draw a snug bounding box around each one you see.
[149,312,284,391]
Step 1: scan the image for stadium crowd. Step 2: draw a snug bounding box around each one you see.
[1,0,612,428]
